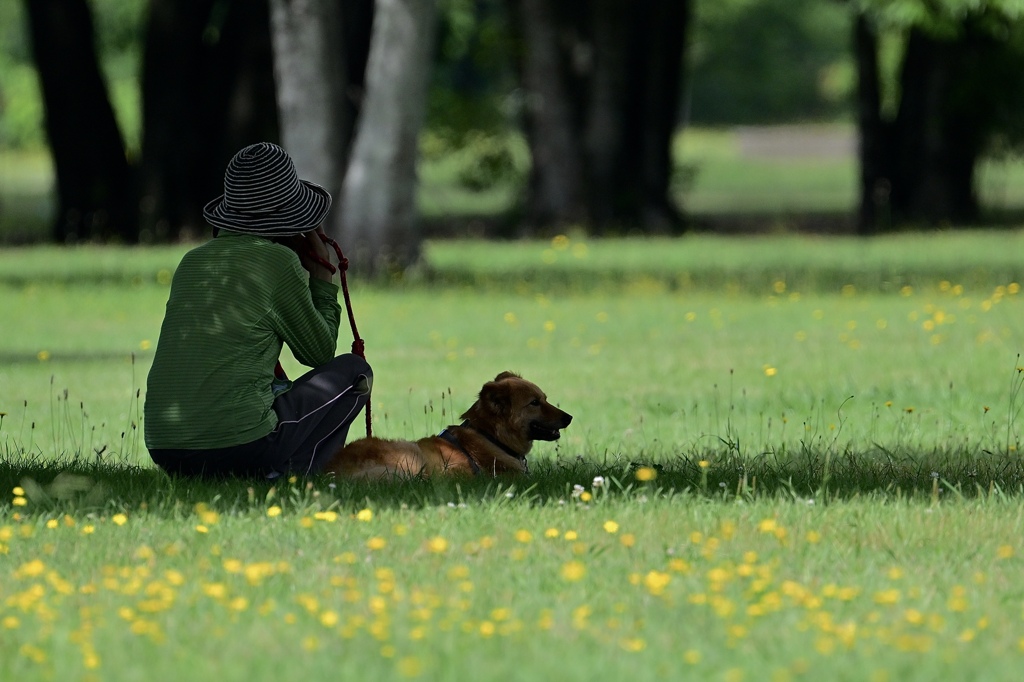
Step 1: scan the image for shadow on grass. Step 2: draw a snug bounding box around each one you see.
[4,446,1024,517]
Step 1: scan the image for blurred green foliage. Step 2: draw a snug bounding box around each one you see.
[688,0,853,124]
[0,0,145,152]
[0,0,866,156]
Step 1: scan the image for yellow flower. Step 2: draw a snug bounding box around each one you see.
[397,656,424,678]
[873,589,900,605]
[12,497,27,507]
[367,537,386,550]
[112,513,128,526]
[426,537,448,554]
[620,637,646,652]
[267,506,282,518]
[37,350,51,361]
[758,518,778,533]
[619,533,636,548]
[997,544,1014,559]
[698,460,710,469]
[356,508,374,522]
[763,366,777,377]
[514,529,533,543]
[603,520,619,534]
[563,530,578,541]
[195,525,209,534]
[195,503,220,525]
[544,527,560,539]
[635,466,657,481]
[16,559,46,577]
[12,487,24,496]
[561,561,586,581]
[644,570,671,595]
[579,491,592,502]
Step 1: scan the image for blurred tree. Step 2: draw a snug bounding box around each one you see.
[139,0,279,241]
[268,0,372,240]
[511,0,691,234]
[687,0,851,124]
[424,0,522,197]
[854,1,1024,232]
[339,0,439,272]
[24,0,138,242]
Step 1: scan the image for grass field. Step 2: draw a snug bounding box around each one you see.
[4,233,1024,679]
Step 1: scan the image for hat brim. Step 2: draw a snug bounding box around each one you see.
[203,180,332,237]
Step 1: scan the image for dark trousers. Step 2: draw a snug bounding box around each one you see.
[150,354,371,479]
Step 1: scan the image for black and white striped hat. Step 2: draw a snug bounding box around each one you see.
[203,142,332,237]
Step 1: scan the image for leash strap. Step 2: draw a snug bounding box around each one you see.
[275,233,372,438]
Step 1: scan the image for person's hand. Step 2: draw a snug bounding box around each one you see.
[304,228,334,282]
[281,228,333,282]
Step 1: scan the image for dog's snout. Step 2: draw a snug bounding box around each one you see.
[560,411,573,427]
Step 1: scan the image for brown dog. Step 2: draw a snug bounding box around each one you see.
[325,372,572,480]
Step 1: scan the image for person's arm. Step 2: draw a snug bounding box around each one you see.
[270,248,341,367]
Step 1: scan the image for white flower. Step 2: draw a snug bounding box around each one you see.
[592,476,605,488]
[571,484,585,498]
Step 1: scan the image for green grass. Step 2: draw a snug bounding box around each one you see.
[5,234,1024,679]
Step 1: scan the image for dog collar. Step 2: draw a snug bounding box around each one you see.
[438,428,483,475]
[459,421,529,474]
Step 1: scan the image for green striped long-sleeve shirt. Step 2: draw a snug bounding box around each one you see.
[144,232,341,450]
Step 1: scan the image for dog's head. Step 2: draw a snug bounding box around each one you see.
[462,371,572,451]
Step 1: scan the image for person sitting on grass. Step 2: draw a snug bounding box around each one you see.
[144,142,372,479]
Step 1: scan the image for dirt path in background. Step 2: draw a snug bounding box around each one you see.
[735,125,856,160]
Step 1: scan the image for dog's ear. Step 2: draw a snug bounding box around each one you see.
[493,371,521,382]
[480,380,511,415]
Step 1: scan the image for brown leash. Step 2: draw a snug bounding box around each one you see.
[275,233,372,438]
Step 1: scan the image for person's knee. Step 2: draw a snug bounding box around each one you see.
[328,353,372,389]
[333,350,370,372]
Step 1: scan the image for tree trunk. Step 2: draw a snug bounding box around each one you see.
[514,0,588,228]
[268,0,349,206]
[584,0,629,226]
[513,0,689,234]
[853,14,888,235]
[24,0,137,243]
[854,18,999,230]
[891,27,981,224]
[339,0,438,273]
[140,0,278,240]
[618,0,688,232]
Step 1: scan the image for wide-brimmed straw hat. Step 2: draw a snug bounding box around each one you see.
[203,142,332,237]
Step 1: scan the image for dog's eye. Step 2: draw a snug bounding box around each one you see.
[529,399,541,406]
